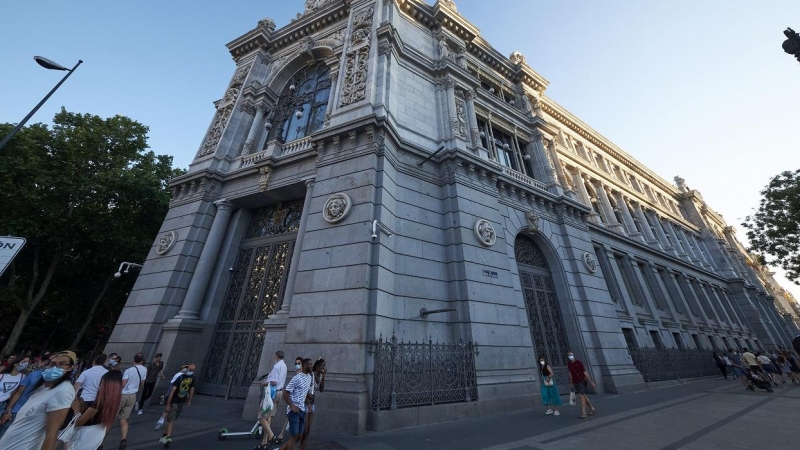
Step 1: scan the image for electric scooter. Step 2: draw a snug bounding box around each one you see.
[217,374,268,442]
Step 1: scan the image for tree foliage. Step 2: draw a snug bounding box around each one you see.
[743,170,800,285]
[0,109,184,356]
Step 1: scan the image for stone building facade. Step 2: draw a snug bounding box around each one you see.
[107,0,799,435]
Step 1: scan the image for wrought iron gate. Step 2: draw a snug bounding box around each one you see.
[201,201,302,397]
[515,235,572,394]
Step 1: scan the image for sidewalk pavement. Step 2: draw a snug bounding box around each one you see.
[101,377,799,449]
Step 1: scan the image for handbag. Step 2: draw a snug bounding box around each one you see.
[543,376,554,387]
[569,391,576,406]
[57,412,81,442]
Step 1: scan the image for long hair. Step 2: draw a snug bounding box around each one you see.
[538,357,552,377]
[95,371,123,427]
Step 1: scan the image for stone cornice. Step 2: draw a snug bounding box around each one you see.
[541,100,680,200]
[226,1,350,60]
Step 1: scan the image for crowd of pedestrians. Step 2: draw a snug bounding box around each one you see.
[720,347,800,393]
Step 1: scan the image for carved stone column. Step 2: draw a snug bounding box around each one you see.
[631,202,659,247]
[594,181,624,232]
[613,192,641,239]
[530,131,561,195]
[174,200,236,320]
[277,178,315,315]
[663,220,689,260]
[241,103,267,156]
[323,67,339,127]
[577,172,602,224]
[675,226,700,263]
[464,89,483,156]
[647,210,677,256]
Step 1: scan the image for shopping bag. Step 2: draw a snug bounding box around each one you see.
[260,389,274,415]
[569,390,576,406]
[57,412,82,442]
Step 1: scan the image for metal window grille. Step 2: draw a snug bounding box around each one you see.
[627,347,718,382]
[370,335,479,410]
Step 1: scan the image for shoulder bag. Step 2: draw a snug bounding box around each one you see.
[57,412,82,442]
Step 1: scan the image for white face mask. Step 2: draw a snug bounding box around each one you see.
[539,361,545,366]
[295,364,301,370]
[567,355,575,361]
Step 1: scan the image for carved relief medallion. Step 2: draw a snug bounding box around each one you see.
[474,219,497,246]
[525,211,539,233]
[323,193,352,223]
[156,231,177,255]
[583,252,598,273]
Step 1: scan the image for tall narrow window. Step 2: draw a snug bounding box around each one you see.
[622,328,637,349]
[267,61,331,144]
[673,332,685,349]
[614,255,640,306]
[691,334,703,349]
[649,330,664,349]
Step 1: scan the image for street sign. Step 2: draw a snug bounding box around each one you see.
[0,236,26,278]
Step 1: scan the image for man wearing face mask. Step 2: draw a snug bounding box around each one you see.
[159,363,197,446]
[106,353,122,371]
[567,351,596,419]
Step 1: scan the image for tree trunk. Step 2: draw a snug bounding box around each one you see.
[1,248,61,355]
[2,307,33,355]
[70,274,114,349]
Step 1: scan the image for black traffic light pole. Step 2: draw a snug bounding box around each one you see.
[782,27,800,63]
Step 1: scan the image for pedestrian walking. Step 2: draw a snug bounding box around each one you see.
[105,353,121,371]
[278,358,313,450]
[256,350,287,449]
[73,354,109,408]
[567,351,596,419]
[0,359,41,440]
[0,350,77,450]
[159,363,197,447]
[154,365,189,431]
[742,348,760,373]
[136,353,164,414]
[756,352,779,385]
[538,356,561,416]
[712,352,728,379]
[782,351,800,383]
[272,356,303,446]
[66,371,122,450]
[0,356,29,439]
[727,349,749,389]
[299,358,326,450]
[113,352,147,450]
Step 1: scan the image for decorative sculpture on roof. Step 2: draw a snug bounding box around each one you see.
[509,51,526,65]
[258,17,276,33]
[305,0,336,13]
[439,0,458,11]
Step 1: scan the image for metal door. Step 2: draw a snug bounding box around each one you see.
[516,235,572,395]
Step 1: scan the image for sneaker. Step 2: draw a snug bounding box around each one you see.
[134,402,140,412]
[120,439,127,450]
[545,409,553,415]
[138,409,144,415]
[554,411,561,416]
[155,419,165,431]
[163,437,172,447]
[159,436,167,444]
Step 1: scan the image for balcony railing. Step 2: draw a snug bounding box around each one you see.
[280,136,312,157]
[240,150,267,168]
[497,164,548,191]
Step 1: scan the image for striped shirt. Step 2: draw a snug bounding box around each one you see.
[284,372,312,413]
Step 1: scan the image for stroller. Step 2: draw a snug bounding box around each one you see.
[744,369,773,392]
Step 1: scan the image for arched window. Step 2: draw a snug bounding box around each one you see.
[268,61,331,144]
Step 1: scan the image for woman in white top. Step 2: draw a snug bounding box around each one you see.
[0,356,28,403]
[66,370,122,450]
[0,350,77,450]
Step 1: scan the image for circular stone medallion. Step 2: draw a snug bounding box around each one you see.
[156,231,177,255]
[474,219,497,246]
[322,193,352,223]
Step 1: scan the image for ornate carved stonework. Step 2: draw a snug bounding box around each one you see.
[437,36,453,62]
[525,211,539,233]
[454,97,467,139]
[439,0,458,11]
[474,219,497,246]
[509,51,526,65]
[340,6,373,107]
[231,63,252,87]
[258,17,276,33]
[304,0,337,13]
[156,231,177,255]
[323,193,352,223]
[583,252,598,273]
[198,87,240,157]
[258,166,272,191]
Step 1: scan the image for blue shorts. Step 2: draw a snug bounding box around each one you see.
[287,410,306,436]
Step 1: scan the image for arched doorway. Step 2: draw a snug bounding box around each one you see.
[515,234,572,393]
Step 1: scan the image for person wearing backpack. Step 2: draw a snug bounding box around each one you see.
[0,350,77,450]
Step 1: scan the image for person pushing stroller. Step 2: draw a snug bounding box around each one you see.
[743,367,774,393]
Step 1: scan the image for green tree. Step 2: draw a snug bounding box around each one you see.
[0,109,184,355]
[743,169,800,284]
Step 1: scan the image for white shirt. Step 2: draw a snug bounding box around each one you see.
[76,365,108,402]
[266,360,287,390]
[757,355,772,365]
[122,365,148,395]
[0,373,23,402]
[0,381,75,449]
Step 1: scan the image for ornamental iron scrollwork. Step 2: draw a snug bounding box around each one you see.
[514,234,548,269]
[245,200,304,239]
[370,335,479,410]
[267,61,331,144]
[202,241,294,394]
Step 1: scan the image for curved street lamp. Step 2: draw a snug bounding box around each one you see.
[0,56,83,151]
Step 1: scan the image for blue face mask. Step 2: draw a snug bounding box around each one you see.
[110,360,119,367]
[42,367,65,382]
[185,371,194,376]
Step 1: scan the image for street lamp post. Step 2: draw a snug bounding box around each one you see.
[0,56,83,151]
[114,261,143,278]
[782,28,800,63]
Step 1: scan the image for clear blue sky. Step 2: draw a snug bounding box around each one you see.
[2,1,799,298]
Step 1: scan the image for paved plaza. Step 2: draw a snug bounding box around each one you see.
[101,377,797,449]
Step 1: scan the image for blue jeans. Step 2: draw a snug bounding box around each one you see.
[287,410,306,437]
